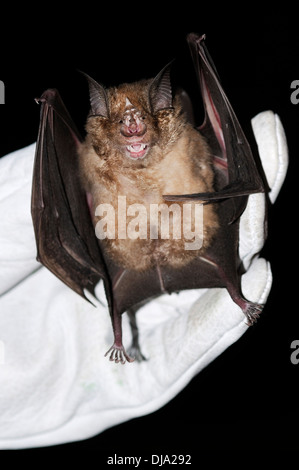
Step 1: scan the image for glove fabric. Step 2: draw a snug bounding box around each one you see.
[0,111,288,448]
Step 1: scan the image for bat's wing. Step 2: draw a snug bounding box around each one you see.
[165,33,266,213]
[31,89,109,302]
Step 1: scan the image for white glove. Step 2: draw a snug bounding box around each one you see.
[0,111,288,449]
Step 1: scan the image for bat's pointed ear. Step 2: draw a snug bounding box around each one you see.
[80,71,109,118]
[149,61,174,113]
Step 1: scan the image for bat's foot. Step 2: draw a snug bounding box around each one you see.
[243,301,264,326]
[105,344,135,364]
[128,344,147,362]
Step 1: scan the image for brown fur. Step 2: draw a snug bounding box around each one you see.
[78,79,219,271]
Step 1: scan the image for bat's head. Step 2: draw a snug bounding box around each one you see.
[83,65,187,167]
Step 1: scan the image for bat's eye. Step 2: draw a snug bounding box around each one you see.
[119,119,123,124]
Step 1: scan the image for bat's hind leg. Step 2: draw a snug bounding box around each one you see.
[105,303,135,364]
[200,255,264,325]
[127,307,147,362]
[222,269,263,325]
[230,291,263,325]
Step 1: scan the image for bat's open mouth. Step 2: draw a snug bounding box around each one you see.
[126,143,149,159]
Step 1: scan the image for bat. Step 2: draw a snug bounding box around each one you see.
[31,33,266,364]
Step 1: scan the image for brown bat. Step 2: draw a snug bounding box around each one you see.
[31,33,266,364]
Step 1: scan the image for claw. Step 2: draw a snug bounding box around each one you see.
[244,302,264,326]
[128,345,147,362]
[105,344,135,364]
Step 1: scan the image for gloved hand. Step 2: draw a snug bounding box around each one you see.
[0,110,288,449]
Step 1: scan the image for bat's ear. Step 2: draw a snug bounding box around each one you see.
[149,62,173,114]
[80,71,109,118]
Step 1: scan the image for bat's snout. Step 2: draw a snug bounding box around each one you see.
[120,111,147,138]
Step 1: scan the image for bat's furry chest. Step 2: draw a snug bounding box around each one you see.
[81,131,219,271]
[93,176,218,272]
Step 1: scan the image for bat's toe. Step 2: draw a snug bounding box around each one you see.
[104,344,135,364]
[128,345,147,363]
[243,301,264,326]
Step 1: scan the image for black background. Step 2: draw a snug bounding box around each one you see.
[0,5,298,456]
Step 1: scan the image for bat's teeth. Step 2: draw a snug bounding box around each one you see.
[125,143,148,159]
[127,144,147,152]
